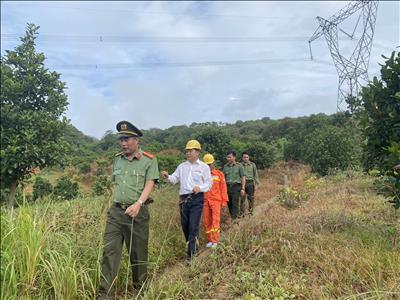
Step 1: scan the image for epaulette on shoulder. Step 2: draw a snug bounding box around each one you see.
[115,151,123,157]
[143,151,155,159]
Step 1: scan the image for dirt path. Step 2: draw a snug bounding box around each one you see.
[148,162,309,299]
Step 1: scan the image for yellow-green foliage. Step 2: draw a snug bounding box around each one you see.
[276,186,308,209]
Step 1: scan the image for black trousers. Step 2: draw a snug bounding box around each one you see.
[179,192,204,258]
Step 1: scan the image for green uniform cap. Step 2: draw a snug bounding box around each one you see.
[116,120,143,138]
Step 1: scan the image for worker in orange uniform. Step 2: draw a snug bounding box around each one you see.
[202,153,229,248]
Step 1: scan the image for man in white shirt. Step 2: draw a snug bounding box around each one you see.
[161,140,212,260]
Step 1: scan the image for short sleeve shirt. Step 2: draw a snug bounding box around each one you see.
[242,161,260,184]
[223,162,245,184]
[112,150,159,204]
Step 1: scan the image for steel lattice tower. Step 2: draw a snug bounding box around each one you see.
[309,0,379,110]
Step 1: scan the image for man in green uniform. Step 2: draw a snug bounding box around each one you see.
[241,152,260,215]
[97,121,159,300]
[222,150,246,220]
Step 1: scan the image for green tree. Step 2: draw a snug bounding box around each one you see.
[301,125,360,175]
[347,51,400,171]
[1,23,69,207]
[96,130,119,153]
[157,154,184,174]
[196,127,231,165]
[347,51,400,208]
[246,141,278,169]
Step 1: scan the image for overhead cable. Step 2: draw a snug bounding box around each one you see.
[48,57,314,69]
[1,34,353,43]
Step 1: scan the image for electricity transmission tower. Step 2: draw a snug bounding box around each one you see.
[309,0,379,111]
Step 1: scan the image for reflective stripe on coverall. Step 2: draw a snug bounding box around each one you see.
[203,169,229,243]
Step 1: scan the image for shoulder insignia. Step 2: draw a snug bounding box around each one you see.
[115,151,123,157]
[143,151,155,159]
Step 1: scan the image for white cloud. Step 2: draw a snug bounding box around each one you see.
[1,1,398,138]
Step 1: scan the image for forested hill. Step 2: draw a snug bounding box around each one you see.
[66,112,361,176]
[64,124,98,157]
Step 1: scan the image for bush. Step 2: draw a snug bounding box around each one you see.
[346,51,400,209]
[53,176,79,200]
[92,175,113,196]
[373,172,400,210]
[78,162,91,174]
[158,154,184,174]
[196,127,231,165]
[301,125,360,176]
[95,158,110,175]
[32,177,53,200]
[246,141,279,169]
[276,187,308,209]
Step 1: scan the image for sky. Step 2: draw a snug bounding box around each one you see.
[1,1,399,139]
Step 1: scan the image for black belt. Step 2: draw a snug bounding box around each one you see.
[179,192,203,204]
[114,197,154,210]
[114,202,131,210]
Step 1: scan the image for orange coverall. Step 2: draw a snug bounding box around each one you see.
[203,169,229,243]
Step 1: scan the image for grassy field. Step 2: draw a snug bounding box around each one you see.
[1,162,399,299]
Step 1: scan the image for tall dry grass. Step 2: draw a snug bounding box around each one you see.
[1,162,399,299]
[144,163,400,299]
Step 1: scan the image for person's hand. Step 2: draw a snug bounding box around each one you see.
[240,189,245,196]
[161,171,169,179]
[125,202,141,218]
[222,201,228,207]
[192,186,201,194]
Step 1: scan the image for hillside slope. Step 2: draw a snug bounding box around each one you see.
[1,163,399,300]
[145,163,400,299]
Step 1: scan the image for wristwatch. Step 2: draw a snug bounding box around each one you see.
[137,199,144,206]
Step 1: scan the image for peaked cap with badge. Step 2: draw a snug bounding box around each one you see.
[116,121,143,138]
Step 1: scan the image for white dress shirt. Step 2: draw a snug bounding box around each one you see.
[167,159,212,195]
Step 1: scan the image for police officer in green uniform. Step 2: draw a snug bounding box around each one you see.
[222,150,246,220]
[97,121,159,300]
[240,152,260,215]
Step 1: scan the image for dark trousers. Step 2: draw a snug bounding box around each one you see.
[242,180,255,214]
[179,192,204,258]
[98,204,149,298]
[227,183,243,219]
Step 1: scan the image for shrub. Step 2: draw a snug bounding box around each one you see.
[246,141,279,169]
[304,174,325,191]
[346,51,400,209]
[373,172,400,210]
[32,177,53,200]
[276,187,308,209]
[301,125,360,176]
[78,162,91,174]
[196,127,231,165]
[95,158,110,175]
[53,176,79,200]
[92,175,113,196]
[158,154,184,174]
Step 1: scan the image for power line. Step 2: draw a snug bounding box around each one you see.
[1,34,353,43]
[48,57,314,70]
[3,3,292,20]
